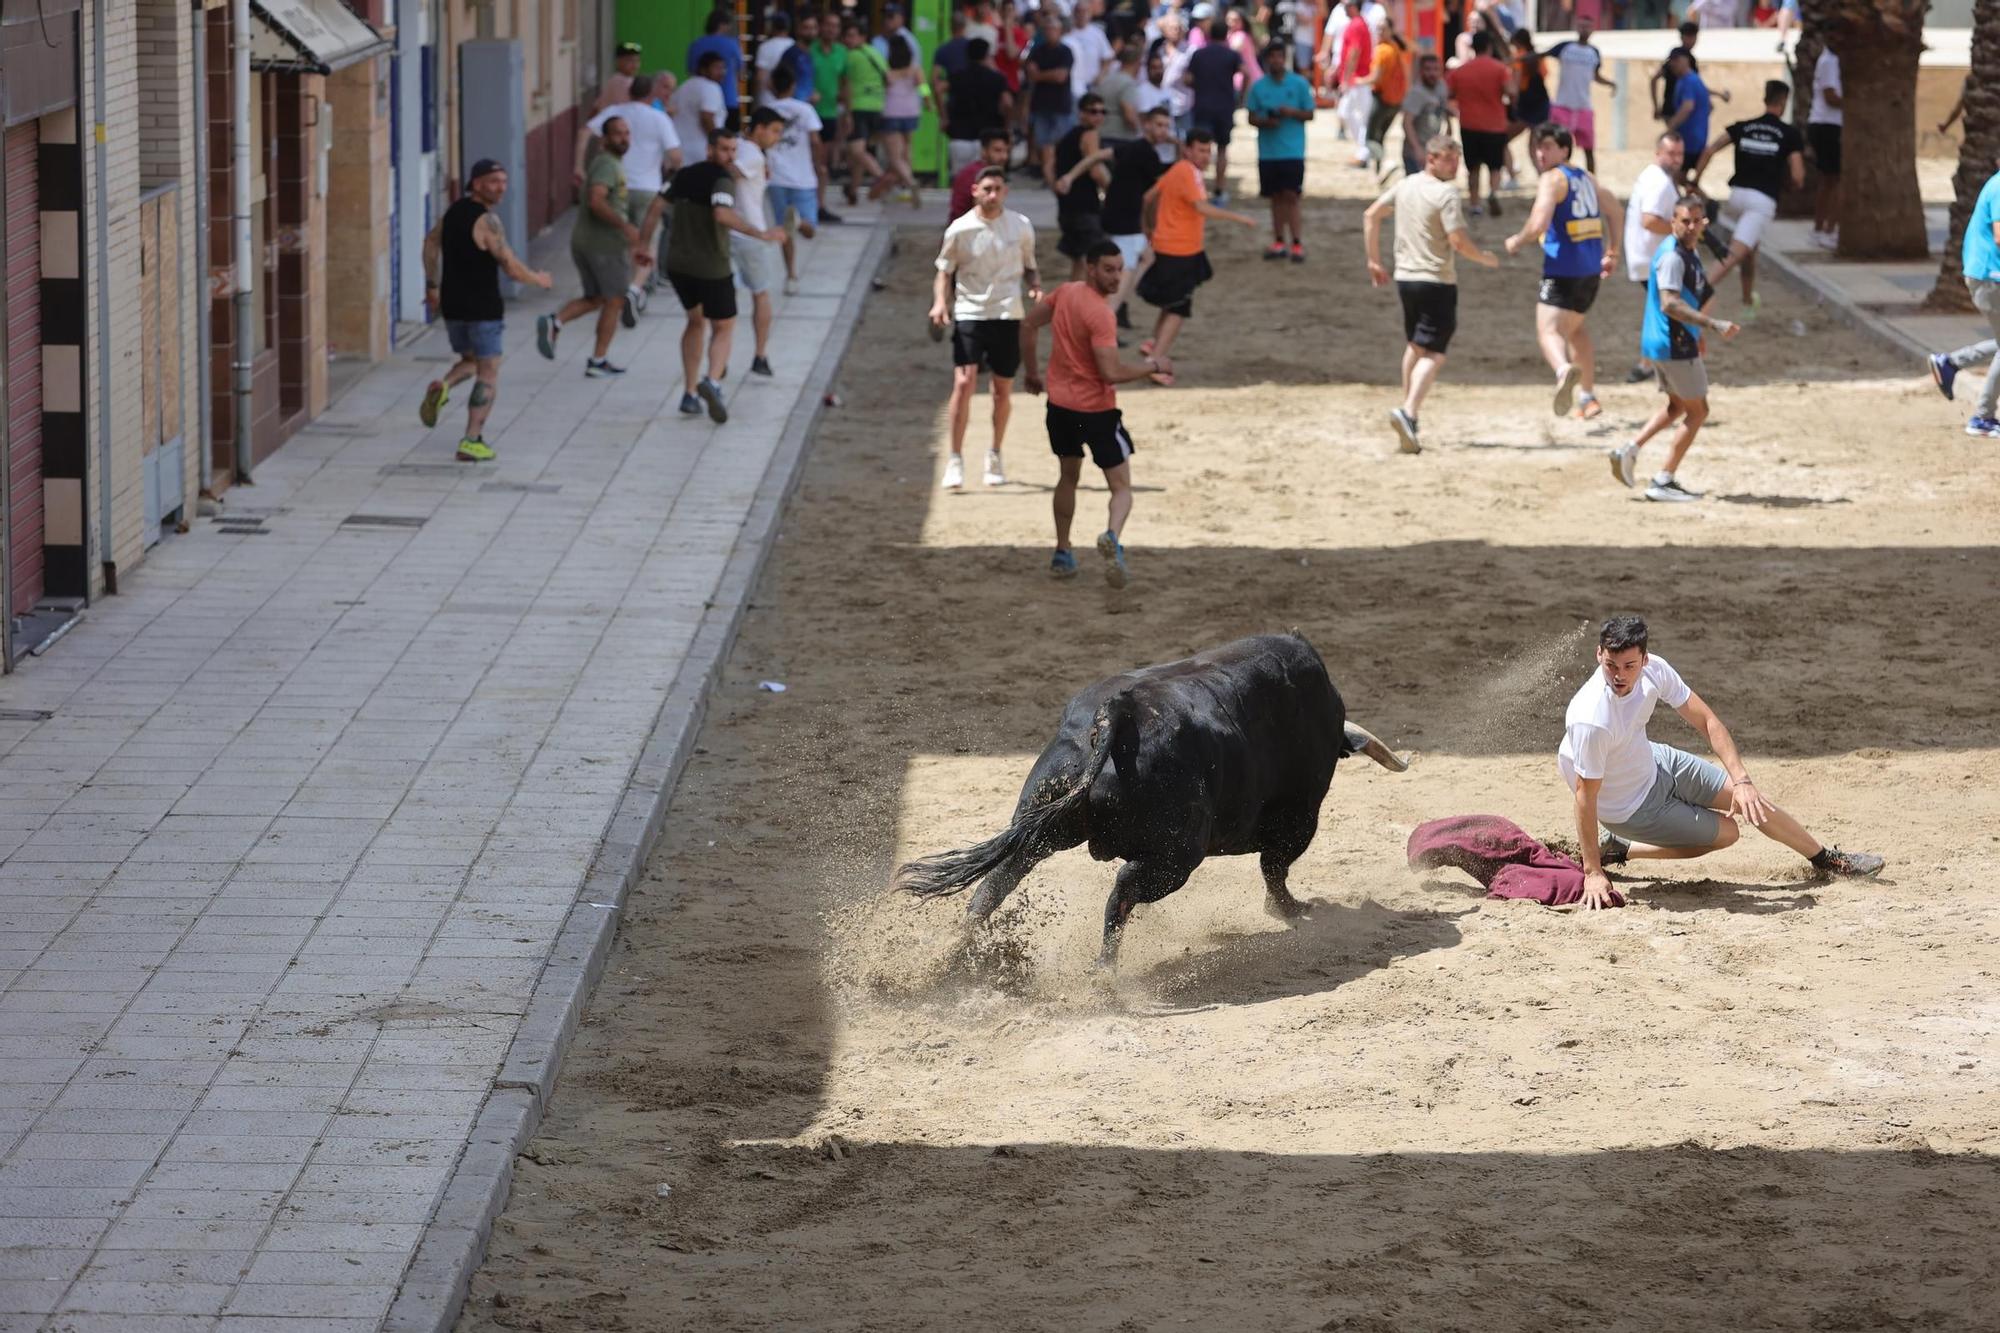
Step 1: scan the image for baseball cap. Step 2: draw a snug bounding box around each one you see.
[1190,1,1217,17]
[466,158,506,185]
[615,40,642,57]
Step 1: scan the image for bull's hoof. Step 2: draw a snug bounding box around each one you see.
[1265,895,1312,923]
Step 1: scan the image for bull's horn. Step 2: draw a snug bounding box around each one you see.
[1344,722,1409,773]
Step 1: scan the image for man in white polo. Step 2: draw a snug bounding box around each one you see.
[1561,615,1884,911]
[1621,130,1683,383]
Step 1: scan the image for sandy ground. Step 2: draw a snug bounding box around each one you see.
[458,131,2000,1332]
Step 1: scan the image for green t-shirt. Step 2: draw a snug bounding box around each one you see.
[844,42,887,113]
[809,42,848,116]
[571,152,629,258]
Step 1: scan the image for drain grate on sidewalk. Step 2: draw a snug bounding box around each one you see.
[381,463,471,478]
[480,481,562,494]
[341,514,429,529]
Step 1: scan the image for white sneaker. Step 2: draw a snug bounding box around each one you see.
[1645,477,1703,503]
[942,454,964,489]
[784,276,800,296]
[1553,364,1582,417]
[982,450,1006,486]
[1608,444,1638,489]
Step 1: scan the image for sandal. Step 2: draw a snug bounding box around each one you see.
[1576,395,1603,421]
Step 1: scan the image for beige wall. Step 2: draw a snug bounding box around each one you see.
[136,0,203,526]
[328,56,392,362]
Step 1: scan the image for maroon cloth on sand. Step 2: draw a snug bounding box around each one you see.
[1405,813,1623,908]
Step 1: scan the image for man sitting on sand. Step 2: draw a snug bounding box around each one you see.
[1560,615,1885,910]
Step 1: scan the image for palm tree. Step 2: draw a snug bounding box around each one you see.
[1927,0,2000,311]
[1817,0,1930,259]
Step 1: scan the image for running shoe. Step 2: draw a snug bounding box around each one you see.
[1263,242,1288,262]
[1645,477,1703,503]
[821,207,845,225]
[1811,846,1886,879]
[1388,407,1420,455]
[1739,291,1762,325]
[1930,352,1957,401]
[1624,362,1654,384]
[697,376,728,424]
[678,393,702,415]
[784,276,800,296]
[1050,549,1079,579]
[419,379,449,428]
[751,356,774,377]
[1810,230,1837,251]
[1575,392,1603,420]
[1609,444,1638,488]
[1487,194,1502,218]
[1211,190,1229,206]
[535,314,558,360]
[1095,529,1129,588]
[1467,202,1484,218]
[454,438,495,463]
[1552,363,1582,417]
[1599,834,1631,867]
[631,285,649,315]
[983,449,1006,486]
[621,285,641,329]
[585,358,625,378]
[1289,242,1305,264]
[942,454,965,489]
[1967,416,2000,438]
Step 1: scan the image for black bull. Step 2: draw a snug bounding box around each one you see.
[896,634,1408,965]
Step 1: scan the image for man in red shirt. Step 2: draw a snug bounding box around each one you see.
[1324,0,1375,167]
[1019,240,1175,586]
[1445,29,1516,216]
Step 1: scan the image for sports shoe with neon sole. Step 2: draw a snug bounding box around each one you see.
[454,438,495,462]
[419,380,449,428]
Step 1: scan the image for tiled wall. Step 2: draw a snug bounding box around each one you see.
[327,57,391,362]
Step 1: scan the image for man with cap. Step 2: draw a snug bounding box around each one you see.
[536,116,647,377]
[595,41,644,115]
[419,159,553,462]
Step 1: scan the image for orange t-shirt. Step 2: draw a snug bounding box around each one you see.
[1149,159,1206,258]
[1043,282,1118,414]
[1446,56,1511,134]
[1374,43,1408,106]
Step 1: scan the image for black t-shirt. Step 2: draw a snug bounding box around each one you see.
[1101,138,1167,235]
[1187,43,1239,118]
[1028,40,1074,115]
[947,63,1010,140]
[1726,112,1803,198]
[1054,124,1100,218]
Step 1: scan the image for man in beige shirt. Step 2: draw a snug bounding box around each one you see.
[929,168,1042,489]
[1362,134,1499,454]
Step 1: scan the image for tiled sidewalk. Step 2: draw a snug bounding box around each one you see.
[0,216,881,1331]
[1755,208,1991,363]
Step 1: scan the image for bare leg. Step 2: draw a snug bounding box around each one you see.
[592,299,622,359]
[1659,396,1709,475]
[1569,316,1597,396]
[1534,302,1574,378]
[989,375,1013,454]
[1740,248,1757,303]
[1621,817,1740,861]
[681,308,706,395]
[1103,460,1133,538]
[1705,790,1823,858]
[1631,396,1684,451]
[751,291,772,359]
[1053,455,1082,550]
[441,355,478,388]
[1151,311,1187,359]
[1099,856,1199,967]
[1406,348,1446,418]
[706,316,735,382]
[556,296,600,326]
[1709,239,1751,286]
[464,356,502,439]
[947,364,977,457]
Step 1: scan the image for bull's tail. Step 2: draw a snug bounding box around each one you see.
[896,695,1129,900]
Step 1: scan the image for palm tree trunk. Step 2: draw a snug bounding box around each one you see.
[1926,0,2000,312]
[1823,1,1930,260]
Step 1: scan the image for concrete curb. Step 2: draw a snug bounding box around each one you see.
[1741,233,1933,363]
[381,223,896,1333]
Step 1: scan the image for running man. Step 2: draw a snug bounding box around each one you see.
[1503,123,1622,421]
[664,129,788,424]
[1101,106,1175,328]
[1926,151,2000,438]
[420,159,553,463]
[1245,41,1316,263]
[1562,614,1885,912]
[1692,79,1804,323]
[930,167,1040,490]
[1364,135,1500,454]
[1622,130,1685,383]
[1609,194,1739,503]
[1019,240,1173,586]
[764,63,824,297]
[1444,30,1513,217]
[536,116,646,377]
[578,73,681,325]
[1541,10,1616,175]
[731,108,788,378]
[1136,130,1256,362]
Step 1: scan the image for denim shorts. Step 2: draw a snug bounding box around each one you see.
[445,319,504,359]
[766,184,819,228]
[1601,743,1728,849]
[881,115,921,134]
[1031,109,1076,146]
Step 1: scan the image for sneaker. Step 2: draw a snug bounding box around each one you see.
[1388,408,1420,455]
[454,437,495,463]
[1624,362,1654,384]
[1599,834,1630,867]
[784,276,800,296]
[1263,242,1289,262]
[1095,529,1129,588]
[621,285,641,329]
[821,206,845,225]
[1552,363,1582,417]
[1467,202,1484,218]
[982,450,1006,486]
[1289,242,1305,264]
[1211,190,1229,206]
[697,376,728,424]
[1704,229,1731,262]
[1739,292,1762,325]
[1609,444,1638,488]
[1487,194,1502,218]
[1810,230,1837,251]
[942,454,965,489]
[1967,416,2000,438]
[751,356,774,377]
[1811,846,1885,879]
[1050,548,1079,578]
[419,379,449,428]
[1930,352,1958,401]
[1645,477,1703,503]
[679,393,702,415]
[631,285,649,315]
[585,358,625,378]
[535,314,558,361]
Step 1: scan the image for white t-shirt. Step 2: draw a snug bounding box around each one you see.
[732,139,772,232]
[1625,162,1680,282]
[765,96,823,190]
[1557,655,1693,823]
[1064,22,1116,99]
[936,208,1037,321]
[670,76,727,159]
[1809,50,1842,126]
[1547,40,1601,112]
[874,29,923,68]
[587,102,680,195]
[753,36,795,105]
[1363,1,1389,41]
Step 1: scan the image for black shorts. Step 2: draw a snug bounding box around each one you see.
[1807,122,1842,175]
[850,109,882,141]
[1192,110,1232,149]
[1057,211,1109,259]
[1258,158,1305,198]
[1136,250,1213,318]
[1397,280,1457,353]
[1046,403,1136,471]
[951,319,1022,378]
[1537,274,1601,314]
[1461,128,1507,171]
[667,269,738,322]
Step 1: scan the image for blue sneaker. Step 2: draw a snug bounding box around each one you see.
[1968,416,2000,439]
[1930,353,1957,401]
[1049,549,1079,579]
[679,393,702,415]
[1094,530,1128,589]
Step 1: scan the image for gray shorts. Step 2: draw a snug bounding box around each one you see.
[1656,356,1709,401]
[571,245,630,301]
[1602,743,1729,849]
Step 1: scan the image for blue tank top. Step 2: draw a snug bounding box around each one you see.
[1542,164,1605,278]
